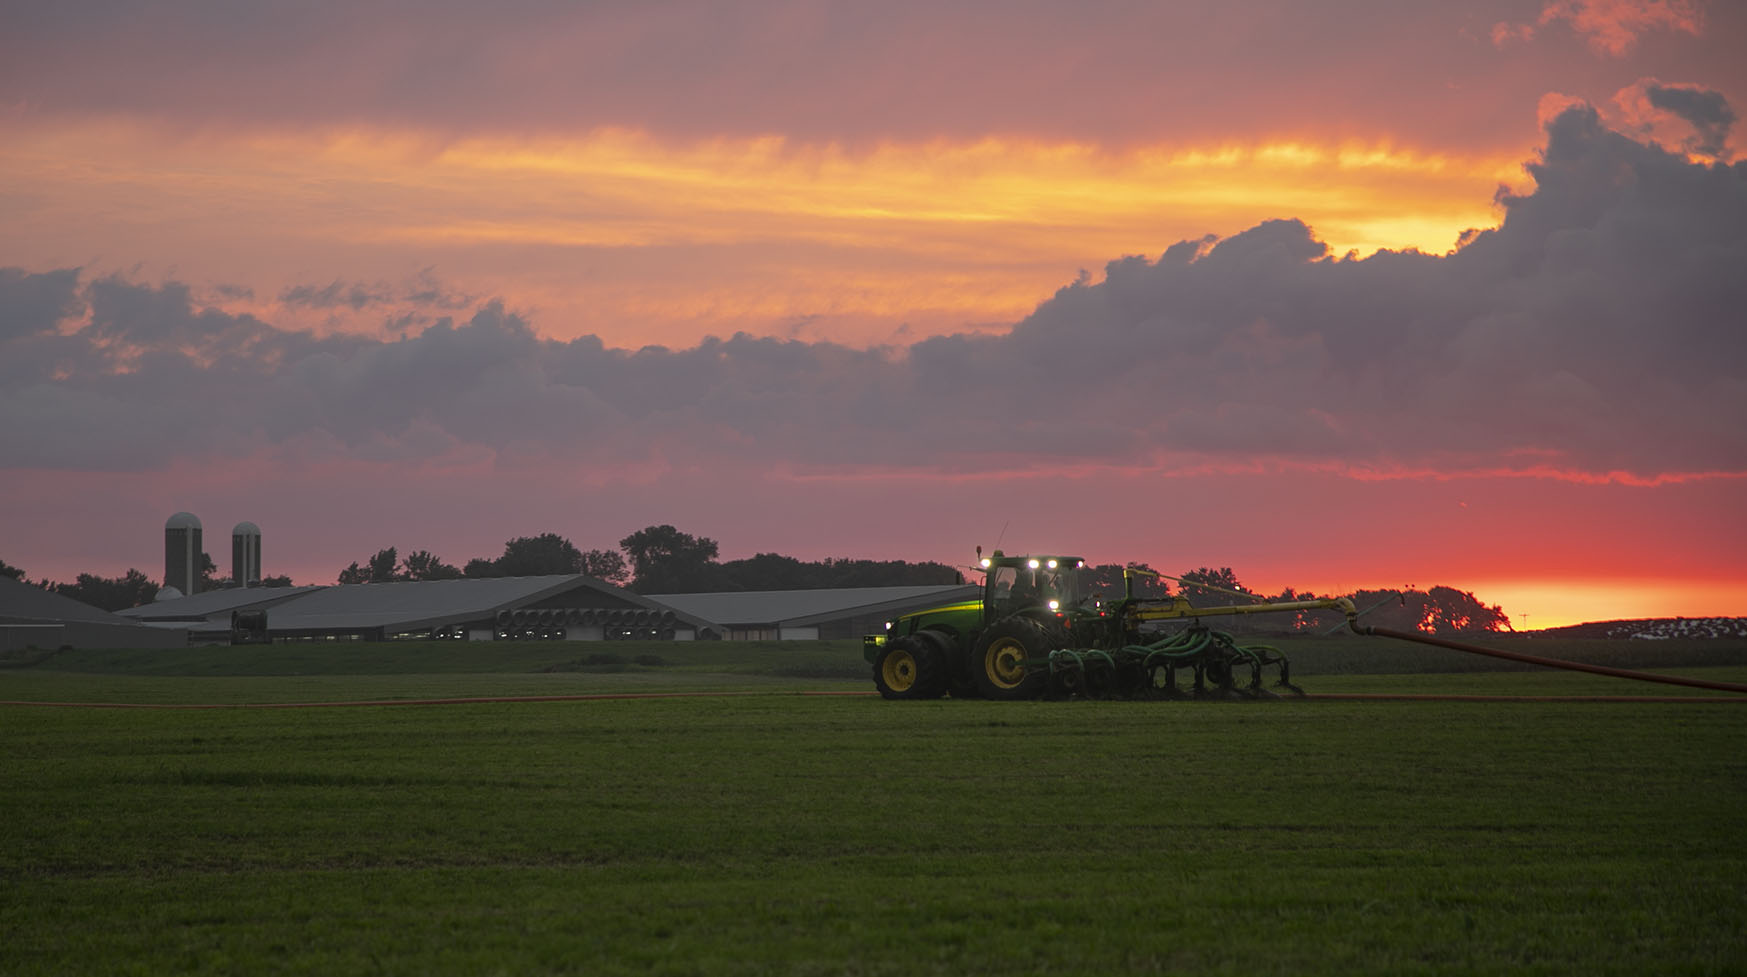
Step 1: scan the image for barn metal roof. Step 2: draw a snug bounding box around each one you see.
[115,585,325,622]
[649,584,980,628]
[261,575,604,632]
[0,575,132,624]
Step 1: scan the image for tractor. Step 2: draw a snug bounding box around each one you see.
[864,549,1358,700]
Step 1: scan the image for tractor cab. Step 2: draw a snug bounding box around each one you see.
[979,550,1085,621]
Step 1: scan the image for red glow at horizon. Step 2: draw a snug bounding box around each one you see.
[5,460,1741,631]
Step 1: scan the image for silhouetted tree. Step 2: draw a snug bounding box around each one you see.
[496,533,584,576]
[337,547,402,584]
[1339,589,1417,632]
[580,548,630,586]
[197,552,220,593]
[368,547,401,583]
[1080,563,1170,599]
[716,552,810,591]
[1330,587,1510,634]
[620,525,720,593]
[1420,586,1511,634]
[648,551,960,592]
[1177,567,1250,606]
[0,558,24,580]
[49,569,159,611]
[463,557,504,578]
[808,558,960,589]
[402,550,462,581]
[258,574,295,587]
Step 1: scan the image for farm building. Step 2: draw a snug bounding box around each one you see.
[650,584,980,640]
[122,575,715,643]
[115,585,325,642]
[0,575,188,651]
[89,579,980,646]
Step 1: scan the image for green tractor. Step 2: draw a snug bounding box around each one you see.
[864,549,1357,700]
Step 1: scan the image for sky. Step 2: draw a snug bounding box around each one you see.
[2,0,1744,628]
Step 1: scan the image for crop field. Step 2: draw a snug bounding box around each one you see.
[3,637,1745,975]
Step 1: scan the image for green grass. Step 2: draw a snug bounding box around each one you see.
[3,639,1745,974]
[4,634,1743,704]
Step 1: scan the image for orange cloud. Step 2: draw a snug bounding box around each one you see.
[1542,0,1705,56]
[1497,0,1707,56]
[0,120,1524,347]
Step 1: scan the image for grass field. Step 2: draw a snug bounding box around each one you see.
[3,637,1745,975]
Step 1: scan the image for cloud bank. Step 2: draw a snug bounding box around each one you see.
[3,107,1742,486]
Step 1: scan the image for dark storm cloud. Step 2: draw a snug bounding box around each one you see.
[1645,82,1736,157]
[0,267,82,341]
[280,281,389,311]
[2,107,1742,479]
[279,270,474,313]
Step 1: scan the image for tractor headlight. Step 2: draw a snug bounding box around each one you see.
[980,558,991,568]
[884,621,892,630]
[1027,559,1040,569]
[1046,559,1058,569]
[1048,599,1060,611]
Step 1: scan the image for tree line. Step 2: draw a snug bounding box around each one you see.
[1160,566,1510,634]
[333,525,963,594]
[0,554,293,613]
[1,533,1511,633]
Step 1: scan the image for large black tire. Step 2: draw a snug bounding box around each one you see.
[942,637,981,699]
[909,629,974,699]
[873,635,946,699]
[971,617,1050,700]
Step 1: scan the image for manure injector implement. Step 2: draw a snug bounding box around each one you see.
[864,548,1747,701]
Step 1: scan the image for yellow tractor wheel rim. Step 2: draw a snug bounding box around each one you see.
[984,638,1028,690]
[881,649,918,692]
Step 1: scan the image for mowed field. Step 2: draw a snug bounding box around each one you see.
[3,636,1745,976]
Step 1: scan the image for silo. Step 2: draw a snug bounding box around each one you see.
[232,521,262,588]
[164,512,202,596]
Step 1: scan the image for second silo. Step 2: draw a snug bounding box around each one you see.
[232,522,262,588]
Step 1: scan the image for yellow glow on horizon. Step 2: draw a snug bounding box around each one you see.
[411,129,1518,236]
[1452,579,1747,631]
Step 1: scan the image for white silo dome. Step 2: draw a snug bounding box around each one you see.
[233,521,261,536]
[166,512,202,530]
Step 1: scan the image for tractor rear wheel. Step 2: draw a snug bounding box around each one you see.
[873,635,946,699]
[972,617,1049,700]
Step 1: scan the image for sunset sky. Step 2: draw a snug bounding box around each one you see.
[3,0,1743,628]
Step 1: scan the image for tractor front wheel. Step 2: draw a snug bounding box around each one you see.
[873,635,946,699]
[972,618,1049,700]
